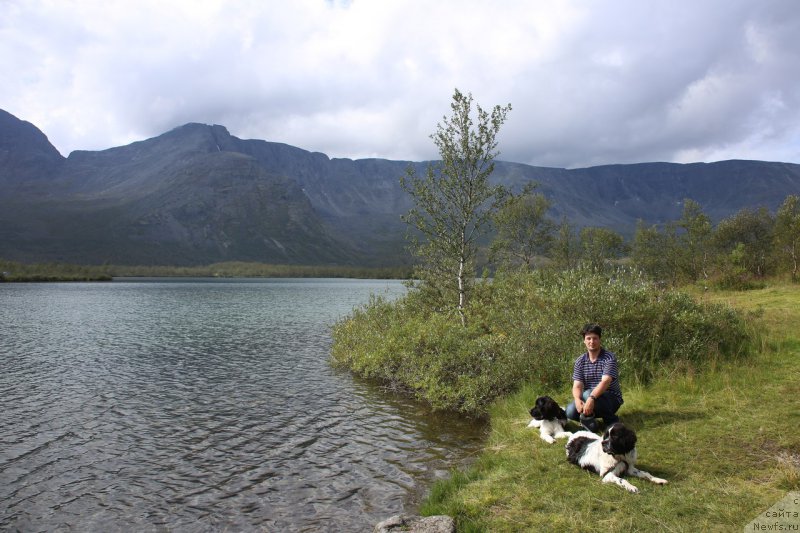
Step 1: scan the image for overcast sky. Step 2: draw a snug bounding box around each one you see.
[2,0,799,168]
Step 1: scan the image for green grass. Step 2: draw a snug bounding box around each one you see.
[421,282,800,532]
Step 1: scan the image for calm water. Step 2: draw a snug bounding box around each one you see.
[0,279,486,532]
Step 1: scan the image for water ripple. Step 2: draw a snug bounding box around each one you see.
[0,280,485,532]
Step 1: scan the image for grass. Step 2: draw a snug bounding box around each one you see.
[420,282,800,532]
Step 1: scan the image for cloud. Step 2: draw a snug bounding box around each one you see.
[1,0,799,168]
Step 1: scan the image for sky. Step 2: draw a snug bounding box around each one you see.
[2,0,799,169]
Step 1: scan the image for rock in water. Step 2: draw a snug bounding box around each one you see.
[374,514,455,533]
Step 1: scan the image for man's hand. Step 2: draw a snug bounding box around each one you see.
[583,396,595,416]
[575,398,585,414]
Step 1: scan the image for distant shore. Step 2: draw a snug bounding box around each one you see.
[0,259,412,282]
[0,273,113,282]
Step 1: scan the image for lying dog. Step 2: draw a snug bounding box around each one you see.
[565,422,667,493]
[527,396,572,443]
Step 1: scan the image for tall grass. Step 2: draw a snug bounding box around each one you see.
[331,268,754,416]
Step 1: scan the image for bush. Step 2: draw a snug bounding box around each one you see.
[330,268,754,416]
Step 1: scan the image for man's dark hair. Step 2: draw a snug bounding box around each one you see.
[581,323,603,337]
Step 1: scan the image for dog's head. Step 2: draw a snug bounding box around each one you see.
[529,396,566,421]
[601,423,637,456]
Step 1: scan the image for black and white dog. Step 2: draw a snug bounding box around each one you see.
[565,423,667,493]
[527,396,572,444]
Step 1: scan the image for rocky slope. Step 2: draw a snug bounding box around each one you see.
[1,109,798,266]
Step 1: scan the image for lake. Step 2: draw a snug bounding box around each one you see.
[0,279,486,532]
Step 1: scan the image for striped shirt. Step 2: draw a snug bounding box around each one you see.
[572,349,624,404]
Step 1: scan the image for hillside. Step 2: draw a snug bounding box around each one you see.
[1,108,799,266]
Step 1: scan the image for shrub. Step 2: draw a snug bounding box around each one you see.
[330,267,754,415]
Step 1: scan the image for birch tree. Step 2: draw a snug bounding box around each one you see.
[677,199,712,280]
[580,226,627,271]
[712,206,774,278]
[490,183,555,270]
[551,217,581,270]
[401,89,511,326]
[774,194,800,281]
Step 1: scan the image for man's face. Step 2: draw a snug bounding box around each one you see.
[583,333,601,352]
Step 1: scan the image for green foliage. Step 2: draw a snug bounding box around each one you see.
[773,194,800,281]
[578,226,627,270]
[711,243,768,290]
[420,284,799,532]
[330,268,753,415]
[549,217,580,270]
[712,206,775,279]
[0,259,112,281]
[631,220,679,284]
[490,183,555,270]
[631,198,800,286]
[400,89,511,324]
[676,198,713,279]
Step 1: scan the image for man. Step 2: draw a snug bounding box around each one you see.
[565,323,623,432]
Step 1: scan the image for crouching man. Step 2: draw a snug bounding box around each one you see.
[565,323,624,432]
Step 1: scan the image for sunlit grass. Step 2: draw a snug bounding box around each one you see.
[687,282,800,338]
[422,283,800,532]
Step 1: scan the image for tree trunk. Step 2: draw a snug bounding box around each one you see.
[457,254,467,327]
[458,226,467,327]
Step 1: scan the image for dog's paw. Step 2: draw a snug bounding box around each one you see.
[527,419,541,428]
[651,477,668,485]
[542,435,556,444]
[616,479,639,493]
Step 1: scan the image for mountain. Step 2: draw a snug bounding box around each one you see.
[1,108,799,266]
[0,117,362,264]
[0,109,64,190]
[492,159,800,230]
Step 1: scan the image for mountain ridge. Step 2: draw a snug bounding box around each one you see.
[1,109,798,266]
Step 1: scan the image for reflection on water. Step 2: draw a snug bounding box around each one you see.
[0,279,486,532]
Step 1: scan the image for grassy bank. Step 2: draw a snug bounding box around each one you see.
[420,283,800,531]
[0,260,113,281]
[331,269,754,416]
[0,259,411,281]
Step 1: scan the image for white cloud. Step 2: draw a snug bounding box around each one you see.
[1,0,798,168]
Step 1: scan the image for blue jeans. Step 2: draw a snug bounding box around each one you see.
[566,390,621,426]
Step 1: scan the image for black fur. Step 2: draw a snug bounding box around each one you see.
[565,423,667,492]
[566,435,595,467]
[529,396,567,422]
[601,423,637,456]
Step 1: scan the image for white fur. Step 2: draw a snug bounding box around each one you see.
[527,417,572,444]
[566,428,667,493]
